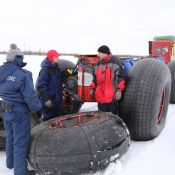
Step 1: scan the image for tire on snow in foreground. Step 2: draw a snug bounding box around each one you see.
[28,111,130,175]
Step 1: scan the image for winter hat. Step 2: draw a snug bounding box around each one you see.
[97,45,110,55]
[6,44,23,62]
[47,50,61,61]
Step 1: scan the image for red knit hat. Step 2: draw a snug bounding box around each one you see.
[47,50,61,61]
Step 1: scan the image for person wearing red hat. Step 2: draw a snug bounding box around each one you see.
[36,50,62,121]
[47,50,61,62]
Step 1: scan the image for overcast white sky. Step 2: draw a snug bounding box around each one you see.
[0,0,174,55]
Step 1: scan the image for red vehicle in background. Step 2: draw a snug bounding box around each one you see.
[149,35,175,64]
[149,36,175,104]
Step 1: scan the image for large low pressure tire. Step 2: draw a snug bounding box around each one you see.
[58,59,83,115]
[167,60,175,104]
[28,111,130,175]
[118,58,171,141]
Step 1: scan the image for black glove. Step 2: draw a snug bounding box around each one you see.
[29,110,42,123]
[36,109,42,119]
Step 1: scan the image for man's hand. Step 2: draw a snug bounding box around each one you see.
[36,109,42,119]
[114,90,122,101]
[45,100,52,108]
[89,89,95,99]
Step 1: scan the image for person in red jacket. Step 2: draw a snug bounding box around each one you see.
[90,45,126,114]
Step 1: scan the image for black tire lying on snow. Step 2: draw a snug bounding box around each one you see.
[167,60,175,104]
[0,112,40,150]
[118,58,171,141]
[28,111,130,175]
[58,59,83,115]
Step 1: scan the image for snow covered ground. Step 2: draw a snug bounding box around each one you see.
[0,55,175,175]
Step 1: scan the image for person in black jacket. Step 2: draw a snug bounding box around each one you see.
[90,45,126,114]
[36,50,62,121]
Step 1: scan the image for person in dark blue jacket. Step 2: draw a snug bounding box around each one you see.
[0,44,42,175]
[36,50,62,121]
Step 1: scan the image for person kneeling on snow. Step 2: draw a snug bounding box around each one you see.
[0,44,42,175]
[36,50,62,121]
[90,45,126,114]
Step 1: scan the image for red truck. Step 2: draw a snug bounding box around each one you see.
[149,35,175,104]
[149,35,175,64]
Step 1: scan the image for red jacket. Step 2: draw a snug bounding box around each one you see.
[91,54,125,103]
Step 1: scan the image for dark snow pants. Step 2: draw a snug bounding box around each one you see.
[3,106,31,175]
[98,101,118,115]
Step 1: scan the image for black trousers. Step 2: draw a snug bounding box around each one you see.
[98,101,118,115]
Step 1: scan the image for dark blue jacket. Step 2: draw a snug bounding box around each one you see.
[36,58,62,107]
[0,58,42,112]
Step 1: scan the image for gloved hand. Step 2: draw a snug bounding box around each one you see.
[89,89,95,99]
[45,100,52,108]
[29,110,42,123]
[36,109,42,119]
[114,90,122,101]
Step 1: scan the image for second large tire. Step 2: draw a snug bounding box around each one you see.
[167,60,175,104]
[28,111,130,175]
[118,58,171,141]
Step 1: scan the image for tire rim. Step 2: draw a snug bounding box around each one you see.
[62,76,78,112]
[64,77,78,94]
[49,113,97,128]
[157,88,166,124]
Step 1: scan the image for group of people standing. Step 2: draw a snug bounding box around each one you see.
[0,44,125,175]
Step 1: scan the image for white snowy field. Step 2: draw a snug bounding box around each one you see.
[0,55,175,175]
